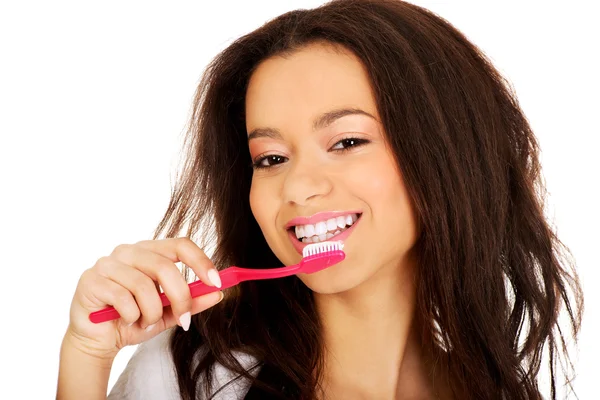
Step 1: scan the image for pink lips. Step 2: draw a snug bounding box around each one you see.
[286,211,362,255]
[285,210,362,229]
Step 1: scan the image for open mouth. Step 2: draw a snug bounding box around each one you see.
[288,212,362,244]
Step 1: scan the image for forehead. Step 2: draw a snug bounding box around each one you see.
[245,42,379,134]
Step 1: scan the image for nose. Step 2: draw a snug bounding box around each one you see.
[281,156,332,206]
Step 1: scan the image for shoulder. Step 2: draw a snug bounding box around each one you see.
[108,328,260,400]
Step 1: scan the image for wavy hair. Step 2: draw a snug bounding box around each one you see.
[153,0,584,398]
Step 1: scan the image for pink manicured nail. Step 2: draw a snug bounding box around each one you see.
[179,312,191,331]
[207,269,222,288]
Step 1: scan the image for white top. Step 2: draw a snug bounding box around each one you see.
[107,329,259,399]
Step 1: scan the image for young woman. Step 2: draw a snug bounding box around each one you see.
[57,0,584,399]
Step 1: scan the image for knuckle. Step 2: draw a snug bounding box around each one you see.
[93,256,114,274]
[177,237,197,251]
[80,267,95,281]
[115,290,134,306]
[133,277,158,298]
[77,269,96,289]
[123,308,141,322]
[144,305,164,323]
[177,237,193,245]
[135,304,161,324]
[115,300,139,321]
[155,261,177,280]
[111,243,131,257]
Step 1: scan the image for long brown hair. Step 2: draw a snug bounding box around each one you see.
[153,0,584,398]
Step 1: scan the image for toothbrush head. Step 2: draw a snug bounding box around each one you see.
[299,241,346,274]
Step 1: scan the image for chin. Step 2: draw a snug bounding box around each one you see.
[297,263,366,295]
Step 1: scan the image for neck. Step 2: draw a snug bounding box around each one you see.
[314,255,449,399]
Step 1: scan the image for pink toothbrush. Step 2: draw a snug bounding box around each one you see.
[89,241,345,323]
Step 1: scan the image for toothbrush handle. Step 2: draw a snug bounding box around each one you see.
[88,270,238,324]
[88,265,298,324]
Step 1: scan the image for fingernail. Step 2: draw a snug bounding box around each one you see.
[127,321,135,327]
[179,312,191,331]
[207,269,222,288]
[217,291,224,303]
[145,323,156,332]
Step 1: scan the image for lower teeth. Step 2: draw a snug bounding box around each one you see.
[302,228,345,243]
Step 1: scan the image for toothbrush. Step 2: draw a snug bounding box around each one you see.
[89,241,345,323]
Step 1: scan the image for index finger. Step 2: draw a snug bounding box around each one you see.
[135,237,222,289]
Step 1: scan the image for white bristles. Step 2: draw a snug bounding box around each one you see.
[302,240,344,258]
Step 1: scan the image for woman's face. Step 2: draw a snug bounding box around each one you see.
[246,42,419,294]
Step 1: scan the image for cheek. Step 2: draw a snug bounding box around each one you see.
[373,161,418,241]
[249,177,277,231]
[249,180,262,224]
[347,152,412,227]
[250,178,288,261]
[341,153,402,198]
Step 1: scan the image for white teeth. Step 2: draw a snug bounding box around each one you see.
[304,224,315,237]
[326,218,337,231]
[315,221,327,235]
[326,232,334,239]
[293,213,360,240]
[318,233,327,241]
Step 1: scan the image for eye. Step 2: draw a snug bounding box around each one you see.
[330,137,369,152]
[252,154,288,169]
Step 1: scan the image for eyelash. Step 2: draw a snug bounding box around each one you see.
[251,136,370,170]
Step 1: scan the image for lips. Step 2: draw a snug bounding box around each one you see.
[285,210,362,229]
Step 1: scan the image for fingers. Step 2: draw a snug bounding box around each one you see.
[92,251,224,333]
[160,290,224,332]
[86,272,141,326]
[69,237,225,359]
[86,238,222,330]
[96,258,164,329]
[106,237,222,330]
[106,246,193,327]
[135,238,222,289]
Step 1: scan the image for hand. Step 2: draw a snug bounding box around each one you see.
[64,237,223,361]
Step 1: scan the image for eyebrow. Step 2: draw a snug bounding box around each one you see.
[247,107,376,141]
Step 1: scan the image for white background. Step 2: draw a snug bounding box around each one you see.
[0,1,597,398]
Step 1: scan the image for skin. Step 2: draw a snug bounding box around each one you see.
[57,41,452,400]
[57,238,224,399]
[247,42,451,399]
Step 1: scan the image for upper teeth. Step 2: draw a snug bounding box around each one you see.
[294,213,358,242]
